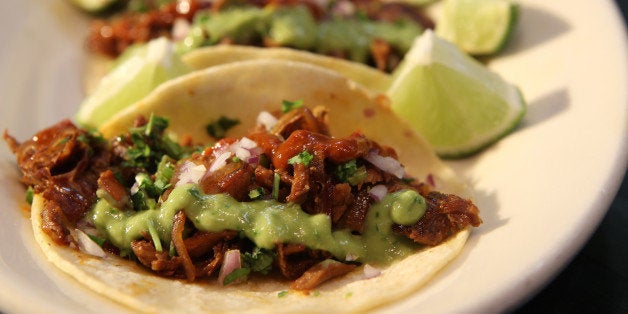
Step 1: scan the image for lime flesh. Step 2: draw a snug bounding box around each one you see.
[436,0,519,55]
[388,30,525,158]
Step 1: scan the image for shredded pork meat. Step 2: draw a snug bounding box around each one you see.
[5,106,481,291]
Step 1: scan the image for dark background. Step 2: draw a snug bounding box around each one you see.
[514,1,627,312]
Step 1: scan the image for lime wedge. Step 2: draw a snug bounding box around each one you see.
[76,37,191,129]
[387,30,525,158]
[436,0,518,55]
[68,0,120,13]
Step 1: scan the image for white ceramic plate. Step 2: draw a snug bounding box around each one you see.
[0,0,626,313]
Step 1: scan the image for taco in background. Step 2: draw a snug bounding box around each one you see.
[6,60,480,313]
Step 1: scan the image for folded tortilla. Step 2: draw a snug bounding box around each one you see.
[34,59,472,313]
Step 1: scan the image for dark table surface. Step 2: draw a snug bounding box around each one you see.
[514,2,627,312]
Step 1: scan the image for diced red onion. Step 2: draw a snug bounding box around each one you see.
[364,151,405,178]
[369,185,388,202]
[426,173,436,187]
[363,264,381,279]
[176,161,208,186]
[75,229,106,258]
[172,18,191,41]
[218,249,242,285]
[238,137,257,149]
[345,253,358,262]
[257,111,278,131]
[209,151,233,173]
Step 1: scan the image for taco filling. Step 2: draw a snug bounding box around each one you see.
[5,104,480,291]
[87,0,433,72]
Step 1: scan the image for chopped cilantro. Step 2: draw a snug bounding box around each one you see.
[147,219,163,252]
[248,187,265,200]
[281,99,304,113]
[188,188,203,199]
[25,186,34,205]
[223,268,251,285]
[335,160,367,185]
[87,234,106,247]
[277,290,288,298]
[122,115,187,172]
[272,172,280,200]
[242,247,275,274]
[288,150,313,166]
[206,116,240,139]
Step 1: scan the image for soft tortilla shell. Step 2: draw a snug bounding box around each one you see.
[36,59,472,312]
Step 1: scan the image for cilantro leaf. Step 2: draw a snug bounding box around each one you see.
[288,150,313,166]
[282,100,304,113]
[335,160,367,186]
[223,268,251,285]
[242,247,275,274]
[206,116,240,139]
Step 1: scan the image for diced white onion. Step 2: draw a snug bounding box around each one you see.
[257,111,278,131]
[363,264,381,279]
[176,161,208,186]
[209,151,233,173]
[369,185,388,202]
[218,249,242,285]
[75,229,106,258]
[364,151,405,178]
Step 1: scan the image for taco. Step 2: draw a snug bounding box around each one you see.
[5,60,481,312]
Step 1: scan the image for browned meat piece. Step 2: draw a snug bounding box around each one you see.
[393,191,482,246]
[273,130,373,170]
[4,120,109,245]
[131,240,183,276]
[86,0,206,57]
[172,211,196,281]
[337,189,373,233]
[330,183,353,222]
[197,244,228,277]
[254,165,275,188]
[97,169,129,209]
[247,128,282,158]
[290,259,357,291]
[286,163,310,203]
[200,161,254,201]
[276,243,332,280]
[184,230,238,258]
[370,38,391,71]
[270,107,330,138]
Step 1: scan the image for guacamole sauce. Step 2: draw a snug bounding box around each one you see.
[91,184,426,265]
[177,6,424,64]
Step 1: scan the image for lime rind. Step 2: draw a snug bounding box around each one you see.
[436,0,518,56]
[388,30,526,158]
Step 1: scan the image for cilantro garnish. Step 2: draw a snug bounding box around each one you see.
[25,186,34,205]
[242,247,275,275]
[272,172,280,200]
[281,99,304,113]
[223,268,251,285]
[288,150,313,166]
[87,234,106,247]
[248,187,265,200]
[123,114,187,172]
[277,290,288,298]
[335,160,367,186]
[206,116,240,139]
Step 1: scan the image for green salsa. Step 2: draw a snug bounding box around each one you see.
[91,184,426,265]
[175,5,424,64]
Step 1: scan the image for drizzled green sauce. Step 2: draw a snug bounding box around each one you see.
[91,184,426,264]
